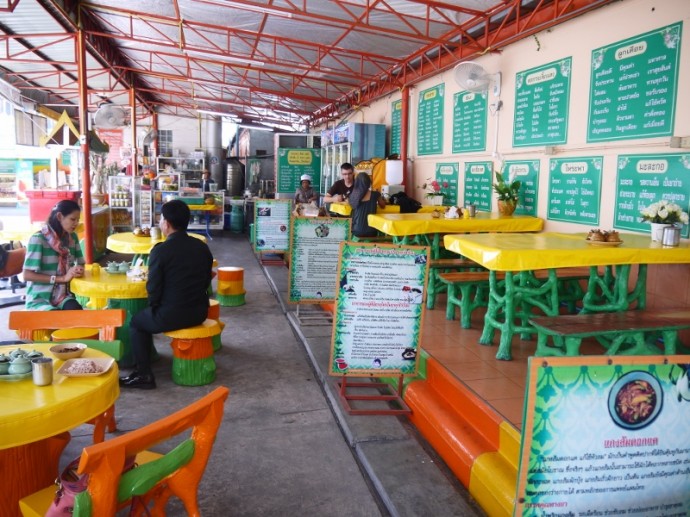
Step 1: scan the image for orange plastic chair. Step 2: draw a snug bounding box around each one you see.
[19,386,229,517]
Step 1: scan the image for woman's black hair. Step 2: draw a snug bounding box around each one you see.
[47,199,81,235]
[348,172,372,210]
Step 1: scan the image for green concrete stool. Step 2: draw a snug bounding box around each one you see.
[164,319,220,386]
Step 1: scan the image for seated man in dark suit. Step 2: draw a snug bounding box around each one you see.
[120,200,213,389]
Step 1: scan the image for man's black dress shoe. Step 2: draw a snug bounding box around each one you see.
[119,372,156,390]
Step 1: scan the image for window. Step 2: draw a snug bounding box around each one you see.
[158,129,173,156]
[14,110,47,146]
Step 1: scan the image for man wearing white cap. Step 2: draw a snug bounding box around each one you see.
[294,174,317,204]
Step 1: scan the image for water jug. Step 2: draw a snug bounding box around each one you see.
[661,224,681,247]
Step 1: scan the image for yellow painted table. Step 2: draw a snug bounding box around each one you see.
[188,204,220,240]
[329,202,454,217]
[0,342,119,515]
[106,231,206,264]
[443,232,690,360]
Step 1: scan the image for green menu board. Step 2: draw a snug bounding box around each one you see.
[547,156,602,225]
[614,153,690,237]
[514,57,572,147]
[587,22,681,142]
[504,160,540,216]
[417,84,444,155]
[390,99,402,156]
[463,161,492,211]
[276,148,322,194]
[434,163,459,206]
[451,91,487,153]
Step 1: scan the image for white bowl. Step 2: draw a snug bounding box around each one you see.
[49,342,87,360]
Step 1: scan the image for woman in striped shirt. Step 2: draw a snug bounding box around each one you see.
[23,200,85,310]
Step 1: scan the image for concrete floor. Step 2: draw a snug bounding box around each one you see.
[0,231,485,517]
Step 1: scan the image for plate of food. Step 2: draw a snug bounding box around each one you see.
[608,371,662,430]
[585,229,623,246]
[57,358,115,377]
[50,342,87,360]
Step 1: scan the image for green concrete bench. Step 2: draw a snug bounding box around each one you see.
[426,258,485,310]
[530,309,690,357]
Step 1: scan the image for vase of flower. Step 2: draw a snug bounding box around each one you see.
[640,200,689,242]
[418,178,449,206]
[429,195,443,206]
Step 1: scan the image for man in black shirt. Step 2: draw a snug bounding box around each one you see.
[323,162,355,203]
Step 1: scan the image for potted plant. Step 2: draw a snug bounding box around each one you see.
[418,178,448,206]
[640,200,689,241]
[493,171,520,216]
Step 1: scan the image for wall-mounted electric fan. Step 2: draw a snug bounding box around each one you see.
[453,61,502,97]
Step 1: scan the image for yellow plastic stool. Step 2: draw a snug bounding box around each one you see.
[51,327,100,342]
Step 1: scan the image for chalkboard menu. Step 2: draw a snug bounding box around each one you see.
[391,99,402,156]
[276,148,322,194]
[463,161,492,211]
[614,153,690,237]
[514,58,572,147]
[504,160,540,216]
[547,157,602,225]
[452,91,487,153]
[417,84,444,155]
[434,163,459,206]
[587,22,681,142]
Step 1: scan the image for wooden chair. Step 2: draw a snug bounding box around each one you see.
[19,386,230,517]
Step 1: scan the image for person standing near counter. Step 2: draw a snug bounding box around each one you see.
[294,174,317,204]
[22,199,85,310]
[323,163,355,203]
[201,169,215,192]
[349,172,386,238]
[120,199,213,389]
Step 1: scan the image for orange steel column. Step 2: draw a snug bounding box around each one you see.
[400,86,410,192]
[77,29,93,263]
[130,87,137,175]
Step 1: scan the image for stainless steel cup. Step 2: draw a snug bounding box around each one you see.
[32,357,53,386]
[467,204,477,217]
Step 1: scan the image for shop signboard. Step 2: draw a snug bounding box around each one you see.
[614,153,690,238]
[288,217,351,303]
[390,99,402,156]
[434,162,459,206]
[452,91,487,153]
[504,160,540,216]
[516,356,690,516]
[547,156,602,225]
[253,199,291,253]
[514,58,571,147]
[276,148,322,195]
[417,84,444,156]
[329,242,429,376]
[587,22,681,143]
[463,161,492,211]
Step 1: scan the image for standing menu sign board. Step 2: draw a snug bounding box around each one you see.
[253,199,291,253]
[390,99,402,156]
[288,217,351,303]
[587,22,682,142]
[516,356,690,516]
[514,58,572,147]
[547,156,602,225]
[434,163,459,206]
[417,84,444,156]
[329,242,429,376]
[614,153,690,237]
[276,148,322,195]
[463,161,492,211]
[504,160,540,216]
[452,91,487,153]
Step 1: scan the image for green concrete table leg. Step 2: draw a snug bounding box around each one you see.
[496,272,517,360]
[479,272,502,347]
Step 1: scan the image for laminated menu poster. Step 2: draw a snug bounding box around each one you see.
[463,161,492,211]
[614,153,690,238]
[329,242,429,376]
[587,22,682,143]
[253,199,291,253]
[515,356,690,516]
[417,84,444,156]
[288,217,351,303]
[276,148,322,195]
[504,160,540,216]
[547,156,602,225]
[434,162,459,206]
[391,99,402,156]
[452,90,487,153]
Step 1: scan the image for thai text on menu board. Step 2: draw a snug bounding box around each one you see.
[276,148,322,194]
[587,22,682,142]
[463,161,492,211]
[254,199,291,253]
[504,160,540,216]
[390,99,402,156]
[514,57,572,147]
[452,91,487,153]
[614,153,690,238]
[288,217,351,303]
[417,84,444,156]
[547,157,602,225]
[329,242,428,376]
[515,356,690,516]
[434,162,459,206]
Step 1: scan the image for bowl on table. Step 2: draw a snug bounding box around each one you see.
[49,342,87,360]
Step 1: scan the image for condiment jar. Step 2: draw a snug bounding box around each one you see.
[8,355,32,375]
[0,354,10,375]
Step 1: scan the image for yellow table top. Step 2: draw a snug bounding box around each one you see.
[70,265,148,300]
[444,232,690,271]
[368,212,544,236]
[329,202,454,217]
[0,343,119,449]
[187,204,219,211]
[106,231,206,255]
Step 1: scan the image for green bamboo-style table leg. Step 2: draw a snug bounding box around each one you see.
[479,271,504,348]
[108,298,150,368]
[582,264,642,313]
